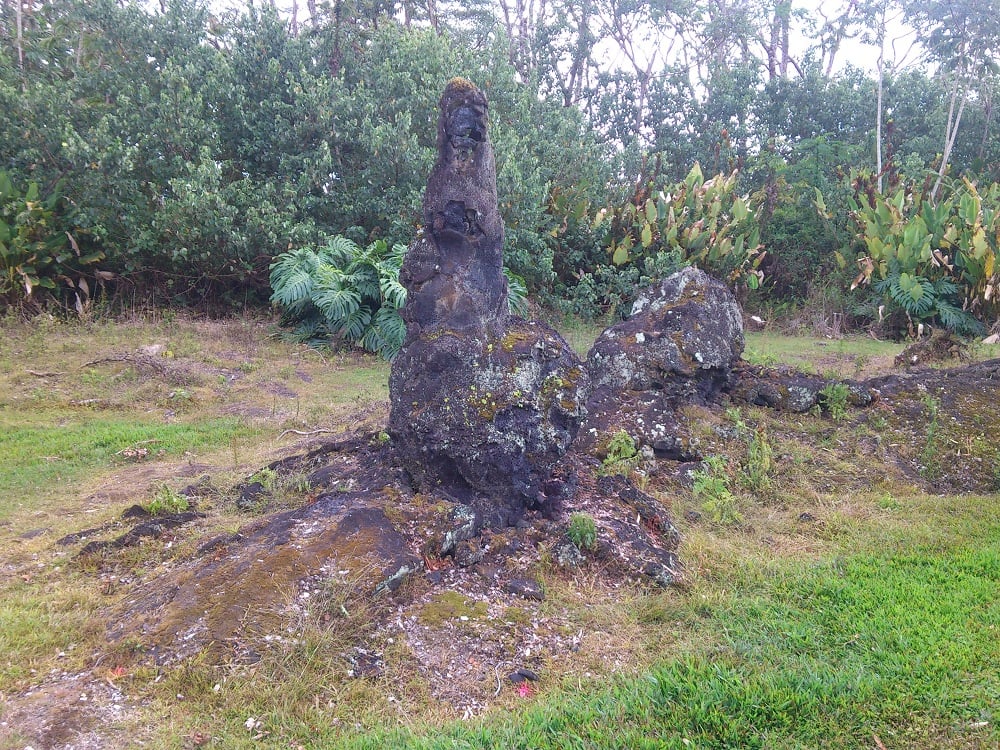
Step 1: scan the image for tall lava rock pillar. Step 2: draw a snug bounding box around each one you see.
[389,78,588,527]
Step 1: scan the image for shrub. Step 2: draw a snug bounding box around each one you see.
[269,236,408,359]
[842,173,998,336]
[0,172,104,311]
[567,512,598,551]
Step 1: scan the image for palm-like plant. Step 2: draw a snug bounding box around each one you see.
[270,236,408,359]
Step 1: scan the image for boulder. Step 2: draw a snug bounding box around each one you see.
[588,266,744,397]
[579,266,742,458]
[389,78,588,525]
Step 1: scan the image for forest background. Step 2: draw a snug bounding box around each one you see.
[2,0,999,344]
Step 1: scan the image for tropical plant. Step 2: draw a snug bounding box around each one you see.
[270,236,408,359]
[0,171,104,311]
[504,268,530,318]
[842,172,998,336]
[271,235,529,358]
[600,163,766,288]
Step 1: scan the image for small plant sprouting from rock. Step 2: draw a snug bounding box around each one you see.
[818,382,850,420]
[727,408,774,494]
[600,430,640,476]
[725,406,748,431]
[567,512,598,551]
[250,467,279,491]
[146,485,190,516]
[693,457,741,525]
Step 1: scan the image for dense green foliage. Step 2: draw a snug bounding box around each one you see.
[2,0,1000,337]
[270,236,409,358]
[603,164,765,288]
[0,171,103,309]
[845,174,999,336]
[269,235,528,357]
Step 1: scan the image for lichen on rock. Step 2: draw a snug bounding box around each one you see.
[579,266,743,458]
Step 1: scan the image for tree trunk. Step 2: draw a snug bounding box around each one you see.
[766,3,778,80]
[426,0,439,32]
[15,0,24,75]
[875,6,886,192]
[976,89,993,164]
[779,1,790,78]
[931,79,967,203]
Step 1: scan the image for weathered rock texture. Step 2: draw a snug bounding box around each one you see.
[728,364,876,413]
[589,266,745,396]
[389,78,587,524]
[397,78,506,334]
[579,266,881,459]
[580,266,743,459]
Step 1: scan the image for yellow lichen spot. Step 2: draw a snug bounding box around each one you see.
[446,76,477,92]
[418,591,487,626]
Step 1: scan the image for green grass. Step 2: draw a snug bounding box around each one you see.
[0,414,248,519]
[0,579,103,686]
[744,332,904,377]
[334,523,999,749]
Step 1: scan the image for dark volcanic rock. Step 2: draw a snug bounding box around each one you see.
[389,78,587,522]
[113,488,421,660]
[588,266,744,397]
[578,266,881,455]
[398,77,506,335]
[579,266,742,457]
[391,319,587,524]
[729,362,876,413]
[506,578,545,601]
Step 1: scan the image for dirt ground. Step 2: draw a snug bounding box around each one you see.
[1,316,998,749]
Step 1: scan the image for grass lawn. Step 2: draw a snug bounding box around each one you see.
[0,314,997,749]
